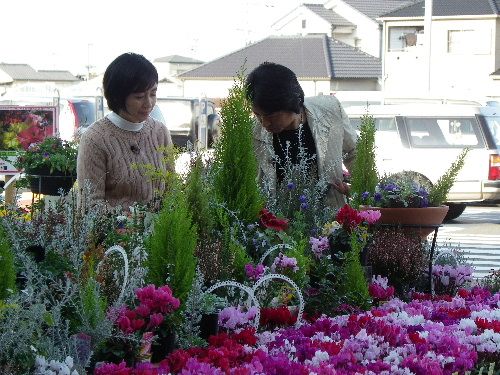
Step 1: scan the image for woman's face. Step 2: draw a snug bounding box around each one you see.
[119,84,158,123]
[252,105,300,134]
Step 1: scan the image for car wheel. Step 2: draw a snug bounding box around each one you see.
[443,203,466,222]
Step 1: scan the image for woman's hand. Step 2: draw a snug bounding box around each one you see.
[331,180,351,196]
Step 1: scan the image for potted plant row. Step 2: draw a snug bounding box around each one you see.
[13,136,78,196]
[349,114,469,237]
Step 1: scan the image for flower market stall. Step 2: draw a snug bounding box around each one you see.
[0,76,498,375]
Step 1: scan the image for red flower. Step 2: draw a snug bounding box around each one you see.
[335,204,363,232]
[408,331,426,344]
[260,306,297,328]
[166,349,190,373]
[259,208,289,231]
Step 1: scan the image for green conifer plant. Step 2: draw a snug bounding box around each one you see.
[349,114,378,208]
[429,147,470,206]
[212,72,264,223]
[145,180,198,303]
[0,224,16,301]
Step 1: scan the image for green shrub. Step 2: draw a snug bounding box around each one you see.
[212,73,264,223]
[429,147,470,206]
[350,114,378,208]
[145,182,198,303]
[0,224,16,300]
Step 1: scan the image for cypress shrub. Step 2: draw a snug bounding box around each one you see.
[212,73,264,223]
[350,114,378,208]
[145,181,198,303]
[0,224,16,300]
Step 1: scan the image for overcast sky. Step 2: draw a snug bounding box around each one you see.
[1,0,302,76]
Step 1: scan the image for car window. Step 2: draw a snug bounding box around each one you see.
[350,116,400,145]
[156,100,192,131]
[484,116,500,147]
[71,100,96,128]
[149,105,165,124]
[406,117,481,147]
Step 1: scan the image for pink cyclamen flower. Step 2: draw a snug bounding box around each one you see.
[310,236,329,259]
[358,209,381,224]
[271,252,299,273]
[245,263,266,280]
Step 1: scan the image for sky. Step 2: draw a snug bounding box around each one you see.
[1,0,302,76]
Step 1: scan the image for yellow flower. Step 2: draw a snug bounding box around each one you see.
[322,221,341,236]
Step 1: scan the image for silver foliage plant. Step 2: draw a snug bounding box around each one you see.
[0,183,152,373]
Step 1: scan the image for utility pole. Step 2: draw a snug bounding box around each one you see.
[424,0,433,95]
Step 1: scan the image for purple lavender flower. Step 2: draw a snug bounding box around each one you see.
[361,191,370,201]
[287,182,295,190]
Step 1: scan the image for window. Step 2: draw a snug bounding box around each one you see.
[406,117,480,147]
[302,19,306,29]
[388,26,424,51]
[448,29,490,54]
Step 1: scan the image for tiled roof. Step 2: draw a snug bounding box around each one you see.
[37,70,80,81]
[0,63,40,80]
[178,34,380,80]
[344,0,417,20]
[0,63,79,82]
[304,3,355,26]
[154,55,204,64]
[382,0,500,17]
[328,38,382,78]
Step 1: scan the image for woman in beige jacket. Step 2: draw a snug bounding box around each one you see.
[246,62,357,210]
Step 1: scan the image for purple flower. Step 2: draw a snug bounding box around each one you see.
[287,182,295,190]
[361,191,370,201]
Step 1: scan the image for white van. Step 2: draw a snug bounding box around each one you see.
[345,103,500,220]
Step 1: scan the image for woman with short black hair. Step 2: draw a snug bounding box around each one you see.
[246,62,357,210]
[77,52,173,209]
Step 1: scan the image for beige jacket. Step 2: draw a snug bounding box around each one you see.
[253,95,357,210]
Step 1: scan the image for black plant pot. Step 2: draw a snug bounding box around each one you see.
[26,166,76,195]
[151,330,176,363]
[200,313,219,341]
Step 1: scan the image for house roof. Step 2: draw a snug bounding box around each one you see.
[154,55,204,64]
[178,34,381,80]
[0,63,79,82]
[382,0,500,17]
[37,70,80,81]
[0,63,40,80]
[303,3,355,27]
[343,0,417,20]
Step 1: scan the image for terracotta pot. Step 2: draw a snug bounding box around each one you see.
[360,205,449,238]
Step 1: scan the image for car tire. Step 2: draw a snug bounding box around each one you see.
[443,203,466,222]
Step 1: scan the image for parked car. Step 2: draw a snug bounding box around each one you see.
[155,97,219,148]
[345,103,500,220]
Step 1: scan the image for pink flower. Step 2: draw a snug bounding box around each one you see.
[310,236,329,259]
[95,360,131,375]
[117,315,132,333]
[147,313,164,329]
[357,209,381,224]
[245,263,265,280]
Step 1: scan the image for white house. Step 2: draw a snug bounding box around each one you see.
[379,0,500,102]
[272,1,415,58]
[0,63,80,99]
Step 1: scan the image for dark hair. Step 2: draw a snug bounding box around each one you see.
[103,52,158,113]
[245,62,304,114]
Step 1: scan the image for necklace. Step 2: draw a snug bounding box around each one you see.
[130,129,144,155]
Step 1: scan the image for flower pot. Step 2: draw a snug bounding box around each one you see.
[151,330,176,363]
[199,313,219,340]
[26,166,76,196]
[361,205,449,238]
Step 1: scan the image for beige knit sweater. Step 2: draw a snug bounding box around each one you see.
[77,116,172,209]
